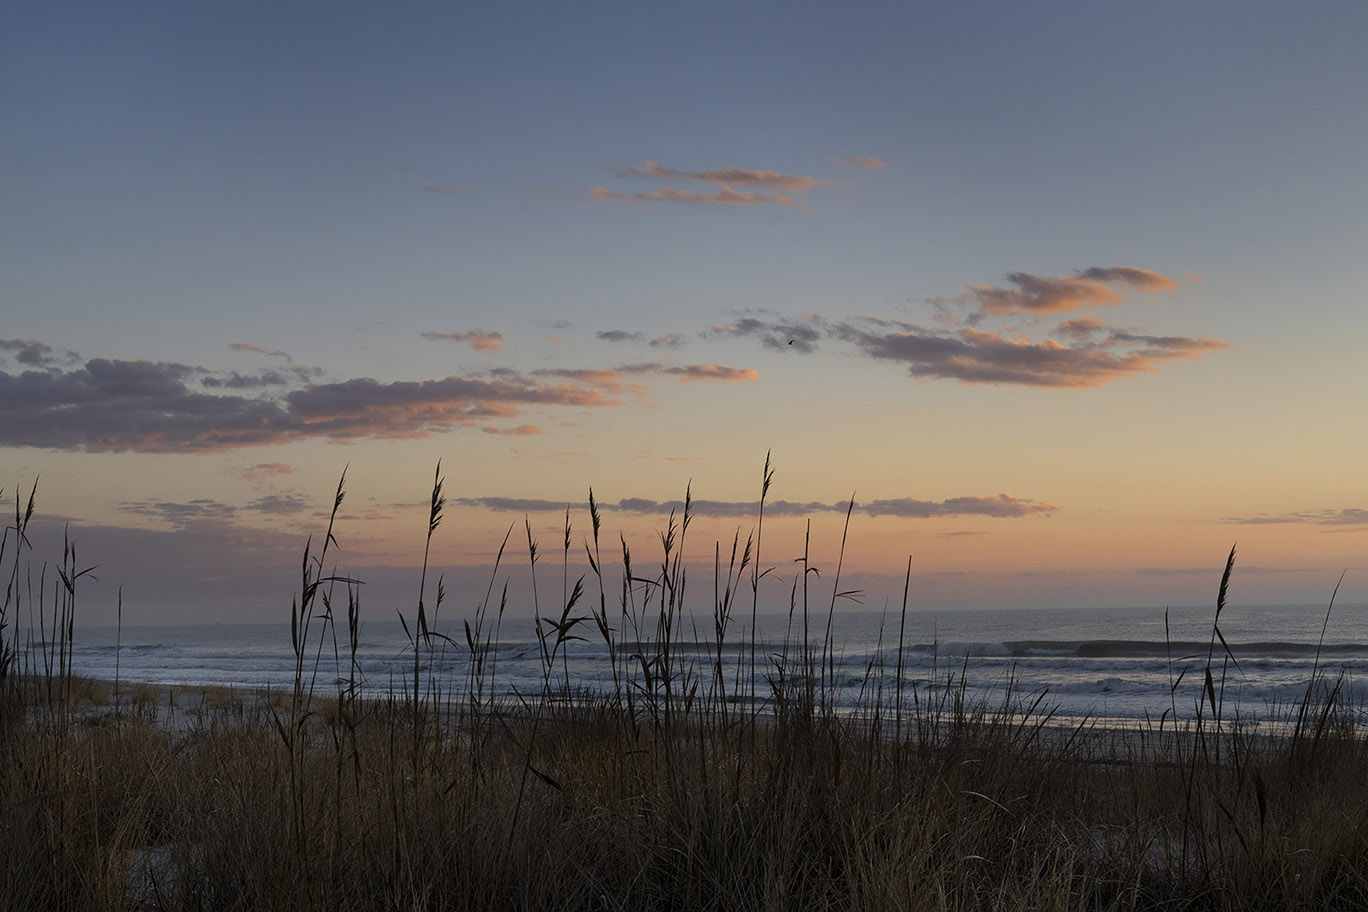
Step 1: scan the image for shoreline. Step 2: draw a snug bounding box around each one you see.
[15,671,1345,767]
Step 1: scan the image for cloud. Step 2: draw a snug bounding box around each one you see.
[534,362,758,390]
[229,342,292,360]
[454,494,1053,520]
[482,424,541,436]
[596,330,687,350]
[614,498,817,518]
[1052,315,1110,341]
[964,268,1179,316]
[832,155,887,169]
[283,376,611,433]
[596,330,644,343]
[611,161,826,193]
[530,368,646,395]
[709,263,1229,387]
[421,329,504,352]
[837,323,1229,388]
[234,462,294,482]
[201,365,321,389]
[590,186,801,208]
[452,496,574,513]
[660,364,757,383]
[709,313,828,353]
[714,306,1229,388]
[0,338,75,368]
[118,498,239,527]
[243,493,313,515]
[0,356,619,453]
[861,494,1056,518]
[422,184,474,194]
[1221,508,1368,526]
[1075,267,1180,291]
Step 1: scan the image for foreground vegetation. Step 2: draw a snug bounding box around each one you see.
[3,464,1367,910]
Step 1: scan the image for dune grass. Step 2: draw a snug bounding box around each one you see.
[3,465,1368,910]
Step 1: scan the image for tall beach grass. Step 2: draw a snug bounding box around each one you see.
[2,463,1367,910]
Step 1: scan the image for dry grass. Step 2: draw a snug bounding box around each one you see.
[3,467,1368,910]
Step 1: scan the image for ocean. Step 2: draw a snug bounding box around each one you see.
[47,601,1368,728]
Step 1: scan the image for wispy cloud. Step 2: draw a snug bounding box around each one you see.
[611,161,826,193]
[201,365,322,389]
[650,333,686,349]
[530,368,640,394]
[861,494,1056,518]
[229,342,292,360]
[1076,267,1178,289]
[597,330,688,349]
[662,364,757,382]
[964,268,1178,317]
[835,323,1229,388]
[596,330,643,343]
[1222,508,1368,526]
[1052,315,1110,341]
[422,184,474,195]
[709,314,828,353]
[831,154,887,169]
[234,462,294,482]
[715,311,1227,388]
[0,338,77,368]
[244,493,313,515]
[708,266,1226,388]
[454,493,1054,519]
[482,424,541,436]
[118,497,239,527]
[533,362,758,390]
[590,186,801,208]
[421,329,504,352]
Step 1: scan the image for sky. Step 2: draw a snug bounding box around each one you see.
[3,1,1367,625]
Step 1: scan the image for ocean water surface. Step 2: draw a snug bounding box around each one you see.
[45,602,1368,729]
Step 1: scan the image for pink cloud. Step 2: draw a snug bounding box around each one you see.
[234,462,295,482]
[534,362,758,390]
[832,155,887,169]
[532,368,645,395]
[1052,315,1110,340]
[838,323,1229,388]
[228,342,292,360]
[965,268,1179,316]
[421,329,504,352]
[1222,508,1368,526]
[611,161,826,192]
[482,424,542,436]
[590,186,801,208]
[456,493,1054,519]
[663,364,758,383]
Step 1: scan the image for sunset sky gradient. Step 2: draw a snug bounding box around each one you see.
[3,1,1366,623]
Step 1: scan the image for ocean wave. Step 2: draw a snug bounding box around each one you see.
[888,639,1368,660]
